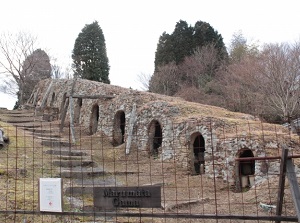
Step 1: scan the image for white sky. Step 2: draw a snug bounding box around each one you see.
[0,0,300,110]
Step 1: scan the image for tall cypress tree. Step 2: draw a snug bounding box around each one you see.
[193,21,227,61]
[154,32,174,71]
[171,20,194,65]
[151,20,228,96]
[72,21,110,83]
[154,20,227,70]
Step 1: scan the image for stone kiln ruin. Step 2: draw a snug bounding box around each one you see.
[26,79,299,190]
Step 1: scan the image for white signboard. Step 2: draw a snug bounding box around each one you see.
[39,178,63,212]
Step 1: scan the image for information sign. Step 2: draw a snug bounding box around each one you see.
[39,178,63,212]
[94,186,161,209]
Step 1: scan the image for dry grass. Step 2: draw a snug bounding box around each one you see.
[75,132,299,223]
[0,110,299,222]
[0,121,61,222]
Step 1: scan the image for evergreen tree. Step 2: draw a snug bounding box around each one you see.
[72,21,110,83]
[21,49,51,105]
[229,31,259,62]
[154,20,227,70]
[154,32,174,71]
[151,20,227,96]
[193,21,227,60]
[171,20,194,65]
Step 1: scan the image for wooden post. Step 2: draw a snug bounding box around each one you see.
[286,159,300,222]
[275,147,289,223]
[59,98,69,133]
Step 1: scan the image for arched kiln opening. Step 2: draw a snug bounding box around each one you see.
[89,104,99,135]
[190,132,205,175]
[113,110,126,146]
[237,148,255,188]
[148,120,162,156]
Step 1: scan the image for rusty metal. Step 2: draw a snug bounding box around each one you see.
[275,148,289,223]
[0,210,298,221]
[0,119,300,222]
[235,155,300,161]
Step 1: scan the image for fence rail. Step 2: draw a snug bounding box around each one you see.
[0,110,300,222]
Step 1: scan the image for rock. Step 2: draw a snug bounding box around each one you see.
[0,128,9,148]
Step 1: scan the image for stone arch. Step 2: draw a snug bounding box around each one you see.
[190,132,205,175]
[89,104,99,135]
[236,148,255,188]
[113,110,126,146]
[50,92,55,107]
[74,98,83,125]
[148,120,162,156]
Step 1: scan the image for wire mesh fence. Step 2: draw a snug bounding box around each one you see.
[0,111,299,223]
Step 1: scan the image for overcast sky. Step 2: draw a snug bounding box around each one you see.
[0,0,300,109]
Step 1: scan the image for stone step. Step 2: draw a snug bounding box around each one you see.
[60,168,138,178]
[53,160,94,167]
[25,128,54,134]
[65,186,99,195]
[60,167,105,178]
[2,118,37,123]
[41,140,72,147]
[0,109,34,115]
[1,113,34,117]
[56,155,85,160]
[45,149,88,156]
[13,122,43,128]
[31,133,61,139]
[22,104,35,110]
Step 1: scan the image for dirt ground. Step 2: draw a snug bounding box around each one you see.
[0,113,299,223]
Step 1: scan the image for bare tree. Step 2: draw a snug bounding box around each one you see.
[0,32,36,93]
[0,32,52,105]
[136,72,151,91]
[259,42,300,121]
[180,44,221,89]
[51,57,73,80]
[216,41,300,123]
[216,55,264,115]
[149,62,179,96]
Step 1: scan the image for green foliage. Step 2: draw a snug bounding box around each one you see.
[171,20,194,65]
[151,20,227,99]
[229,31,259,62]
[154,32,174,70]
[72,21,110,83]
[154,20,227,70]
[193,21,227,60]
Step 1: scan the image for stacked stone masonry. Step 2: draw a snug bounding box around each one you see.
[26,79,300,190]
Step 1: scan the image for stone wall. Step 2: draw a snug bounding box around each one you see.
[27,78,299,188]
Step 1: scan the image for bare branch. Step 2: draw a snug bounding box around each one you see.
[0,31,51,106]
[136,72,151,91]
